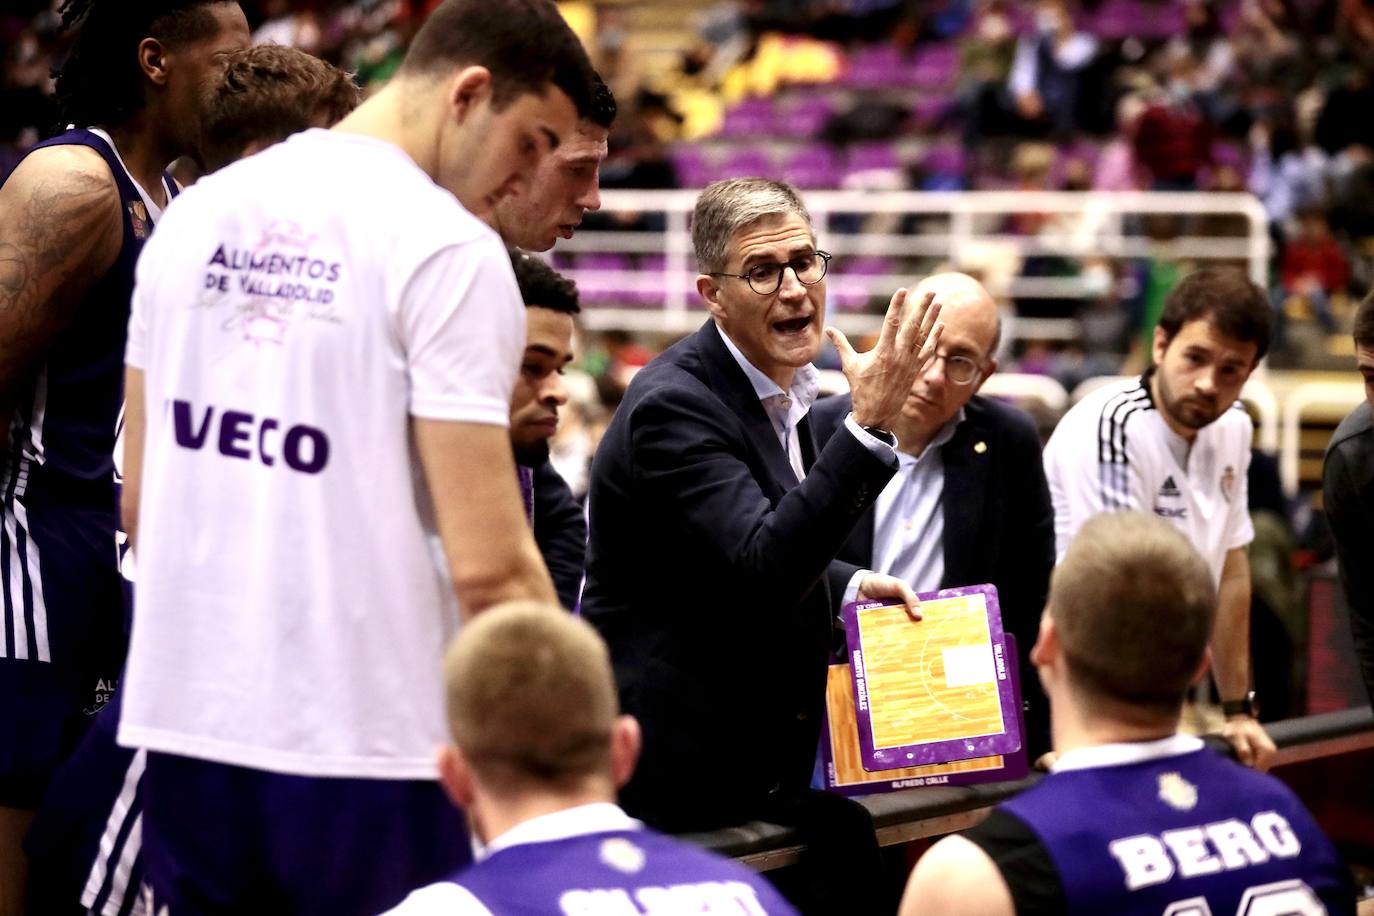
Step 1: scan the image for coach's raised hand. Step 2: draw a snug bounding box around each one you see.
[826,288,943,429]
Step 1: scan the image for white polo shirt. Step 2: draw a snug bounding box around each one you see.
[119,129,525,779]
[1043,374,1254,585]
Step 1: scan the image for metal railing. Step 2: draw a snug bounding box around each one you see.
[563,190,1270,337]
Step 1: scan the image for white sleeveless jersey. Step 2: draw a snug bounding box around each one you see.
[1043,375,1254,585]
[119,130,524,779]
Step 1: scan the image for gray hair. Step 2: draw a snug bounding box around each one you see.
[691,178,814,273]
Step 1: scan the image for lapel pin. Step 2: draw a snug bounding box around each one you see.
[974,441,988,454]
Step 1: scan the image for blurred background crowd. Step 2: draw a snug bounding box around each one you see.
[4,0,1372,717]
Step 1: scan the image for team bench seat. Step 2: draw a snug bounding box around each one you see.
[678,707,1374,872]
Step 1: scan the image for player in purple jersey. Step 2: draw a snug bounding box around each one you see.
[22,45,363,916]
[901,512,1356,916]
[0,1,248,909]
[384,602,799,916]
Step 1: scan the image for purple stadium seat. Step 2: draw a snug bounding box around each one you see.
[572,252,638,306]
[721,147,776,179]
[719,97,779,138]
[779,96,835,139]
[846,142,901,175]
[1090,0,1186,38]
[671,147,716,188]
[912,93,953,129]
[910,44,958,90]
[829,256,892,312]
[782,146,843,189]
[921,144,966,177]
[842,44,910,88]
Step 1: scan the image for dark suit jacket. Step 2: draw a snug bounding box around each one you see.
[582,321,897,830]
[1324,401,1374,704]
[530,459,585,611]
[810,392,1056,758]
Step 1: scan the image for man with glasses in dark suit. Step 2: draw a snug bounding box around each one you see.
[583,177,943,912]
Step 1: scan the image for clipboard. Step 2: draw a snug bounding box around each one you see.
[822,632,1029,795]
[841,584,1022,771]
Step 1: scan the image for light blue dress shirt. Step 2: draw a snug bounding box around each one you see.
[870,410,965,594]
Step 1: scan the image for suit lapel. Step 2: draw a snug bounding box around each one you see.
[696,321,800,491]
[940,412,989,587]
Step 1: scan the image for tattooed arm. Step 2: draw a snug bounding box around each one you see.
[0,145,123,409]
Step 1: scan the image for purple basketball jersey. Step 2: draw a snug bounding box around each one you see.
[455,828,798,914]
[1001,747,1355,915]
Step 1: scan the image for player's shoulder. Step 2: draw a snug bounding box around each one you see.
[0,142,121,215]
[1208,401,1257,445]
[1056,377,1151,430]
[379,880,491,916]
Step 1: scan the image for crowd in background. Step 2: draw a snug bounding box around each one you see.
[2,0,1367,608]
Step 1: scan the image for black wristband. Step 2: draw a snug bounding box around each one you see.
[862,426,896,447]
[1221,691,1258,718]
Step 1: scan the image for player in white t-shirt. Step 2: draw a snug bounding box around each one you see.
[117,2,597,912]
[1043,267,1276,773]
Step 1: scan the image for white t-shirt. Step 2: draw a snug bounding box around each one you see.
[1043,374,1254,585]
[118,129,525,779]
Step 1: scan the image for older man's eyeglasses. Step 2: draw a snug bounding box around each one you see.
[933,352,983,386]
[709,250,832,296]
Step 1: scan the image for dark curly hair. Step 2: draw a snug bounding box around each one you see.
[53,0,233,129]
[509,250,580,314]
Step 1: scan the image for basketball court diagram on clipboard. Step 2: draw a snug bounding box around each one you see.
[841,585,1022,770]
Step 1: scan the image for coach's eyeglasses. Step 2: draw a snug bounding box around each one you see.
[930,352,984,386]
[709,250,832,296]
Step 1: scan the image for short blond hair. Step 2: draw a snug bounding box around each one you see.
[1050,512,1216,712]
[444,602,617,791]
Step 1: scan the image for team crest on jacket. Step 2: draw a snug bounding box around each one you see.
[128,200,150,239]
[599,838,647,873]
[1157,771,1198,811]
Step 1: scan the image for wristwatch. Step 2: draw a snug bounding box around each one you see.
[1221,690,1259,718]
[862,426,896,447]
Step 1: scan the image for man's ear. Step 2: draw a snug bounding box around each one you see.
[1151,325,1170,368]
[609,715,642,790]
[1029,608,1056,670]
[448,66,493,125]
[972,356,999,394]
[696,275,726,321]
[437,744,476,810]
[138,37,170,87]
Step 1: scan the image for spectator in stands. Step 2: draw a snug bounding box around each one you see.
[383,602,800,915]
[811,272,1056,761]
[490,73,615,252]
[1249,118,1325,236]
[1133,56,1212,191]
[1006,0,1097,138]
[1093,93,1146,191]
[1273,205,1346,346]
[583,177,942,912]
[1323,293,1374,705]
[1043,268,1277,770]
[199,44,363,173]
[508,251,586,611]
[899,512,1356,916]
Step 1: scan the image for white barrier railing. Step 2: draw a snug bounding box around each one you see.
[1279,382,1365,497]
[562,190,1270,337]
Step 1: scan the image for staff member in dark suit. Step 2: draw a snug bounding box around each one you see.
[583,178,942,883]
[811,273,1056,761]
